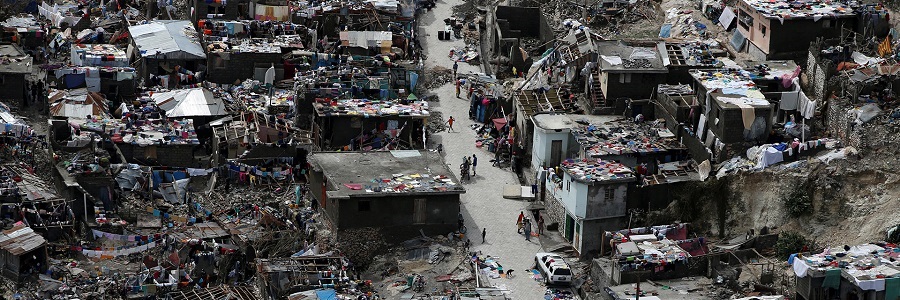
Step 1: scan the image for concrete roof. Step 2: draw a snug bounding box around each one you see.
[741,0,856,20]
[0,44,32,74]
[309,150,465,199]
[532,113,621,131]
[596,40,667,73]
[604,276,716,299]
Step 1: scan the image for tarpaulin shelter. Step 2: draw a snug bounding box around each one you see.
[151,88,226,117]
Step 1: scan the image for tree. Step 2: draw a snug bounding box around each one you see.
[0,0,31,23]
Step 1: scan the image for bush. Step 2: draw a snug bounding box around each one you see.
[775,231,809,260]
[781,182,812,217]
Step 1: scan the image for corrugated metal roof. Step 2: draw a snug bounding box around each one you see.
[0,224,46,256]
[129,20,205,60]
[48,88,109,118]
[151,88,226,117]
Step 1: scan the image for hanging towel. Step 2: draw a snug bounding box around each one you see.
[822,268,841,289]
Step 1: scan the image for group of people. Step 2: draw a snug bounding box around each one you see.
[25,80,47,109]
[459,153,477,181]
[517,211,545,241]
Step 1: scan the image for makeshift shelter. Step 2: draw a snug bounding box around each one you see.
[0,223,47,280]
[48,88,109,118]
[151,88,227,118]
[128,20,206,81]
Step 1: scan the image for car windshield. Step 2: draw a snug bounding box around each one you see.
[554,268,572,276]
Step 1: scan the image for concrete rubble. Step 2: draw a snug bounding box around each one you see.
[0,0,897,298]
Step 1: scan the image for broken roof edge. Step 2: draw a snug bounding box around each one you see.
[325,189,466,200]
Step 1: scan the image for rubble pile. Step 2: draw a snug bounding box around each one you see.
[338,227,389,268]
[428,111,447,133]
[421,66,454,90]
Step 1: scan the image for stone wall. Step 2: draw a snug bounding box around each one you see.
[544,191,566,233]
[824,98,900,153]
[804,50,830,101]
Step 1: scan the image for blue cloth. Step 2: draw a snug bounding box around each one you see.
[409,71,419,90]
[787,253,797,265]
[64,73,86,89]
[659,24,672,38]
[316,289,337,300]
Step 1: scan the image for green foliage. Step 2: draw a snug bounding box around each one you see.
[775,231,810,260]
[781,181,812,217]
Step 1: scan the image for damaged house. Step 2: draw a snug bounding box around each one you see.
[128,20,207,84]
[0,44,32,101]
[531,113,684,174]
[307,150,464,241]
[790,243,900,300]
[687,68,776,162]
[731,0,856,60]
[0,223,47,281]
[593,40,668,113]
[200,19,311,84]
[312,98,429,151]
[544,158,636,258]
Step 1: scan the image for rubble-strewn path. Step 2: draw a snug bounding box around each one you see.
[419,2,548,299]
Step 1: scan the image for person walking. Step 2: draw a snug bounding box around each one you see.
[516,211,524,234]
[481,228,486,244]
[471,154,477,175]
[538,215,545,235]
[446,116,455,132]
[524,218,532,241]
[455,79,461,98]
[453,61,458,77]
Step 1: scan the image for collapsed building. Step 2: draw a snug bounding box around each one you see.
[307,150,464,241]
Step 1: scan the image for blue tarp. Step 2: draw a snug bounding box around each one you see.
[152,170,187,189]
[316,289,337,300]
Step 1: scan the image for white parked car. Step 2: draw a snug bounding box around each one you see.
[534,252,573,285]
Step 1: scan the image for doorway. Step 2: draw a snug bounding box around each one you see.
[550,140,562,167]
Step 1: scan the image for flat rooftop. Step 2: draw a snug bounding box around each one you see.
[605,277,716,300]
[532,113,620,131]
[792,243,900,285]
[571,118,683,157]
[642,160,701,186]
[314,99,430,118]
[743,60,800,82]
[690,69,771,108]
[0,44,32,74]
[596,40,667,73]
[741,0,855,20]
[309,150,465,199]
[560,159,635,184]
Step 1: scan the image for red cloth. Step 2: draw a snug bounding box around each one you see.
[492,118,507,131]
